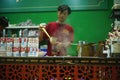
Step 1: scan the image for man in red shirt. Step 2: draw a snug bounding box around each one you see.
[39,4,74,56]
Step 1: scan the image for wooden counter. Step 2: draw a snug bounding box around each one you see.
[0,56,120,80]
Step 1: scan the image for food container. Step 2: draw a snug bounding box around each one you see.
[111,41,120,54]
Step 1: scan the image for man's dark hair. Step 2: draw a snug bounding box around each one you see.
[57,4,71,15]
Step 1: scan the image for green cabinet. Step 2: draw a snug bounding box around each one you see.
[0,0,108,12]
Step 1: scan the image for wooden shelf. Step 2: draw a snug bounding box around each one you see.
[6,26,39,29]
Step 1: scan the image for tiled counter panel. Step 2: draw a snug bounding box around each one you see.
[0,57,120,80]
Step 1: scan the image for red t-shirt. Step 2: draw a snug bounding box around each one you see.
[43,22,74,56]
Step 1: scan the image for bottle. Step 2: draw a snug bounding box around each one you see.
[77,41,85,57]
[19,29,22,37]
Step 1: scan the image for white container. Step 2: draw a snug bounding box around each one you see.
[6,38,13,56]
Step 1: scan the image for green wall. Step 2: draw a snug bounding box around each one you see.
[0,0,113,56]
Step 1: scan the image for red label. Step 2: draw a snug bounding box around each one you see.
[12,47,19,52]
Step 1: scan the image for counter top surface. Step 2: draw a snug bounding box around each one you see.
[0,56,120,65]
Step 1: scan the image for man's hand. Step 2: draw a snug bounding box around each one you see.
[50,37,57,44]
[39,23,46,42]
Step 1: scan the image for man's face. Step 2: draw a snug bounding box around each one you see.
[57,10,69,23]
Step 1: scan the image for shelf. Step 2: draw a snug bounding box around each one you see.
[6,26,39,29]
